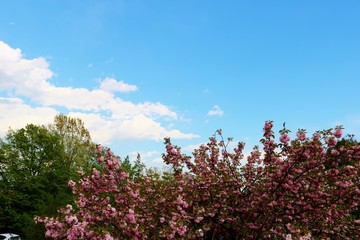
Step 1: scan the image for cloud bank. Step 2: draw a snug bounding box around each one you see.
[0,41,199,142]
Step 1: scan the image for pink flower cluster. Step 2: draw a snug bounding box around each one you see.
[37,122,360,239]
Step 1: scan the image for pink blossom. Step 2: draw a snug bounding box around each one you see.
[104,234,114,240]
[312,133,321,141]
[194,216,203,223]
[77,198,86,207]
[196,229,204,237]
[65,215,78,224]
[177,226,187,236]
[125,209,136,224]
[280,134,290,145]
[97,156,104,163]
[268,201,277,207]
[334,127,342,138]
[68,180,76,187]
[331,149,339,156]
[264,121,273,131]
[119,171,129,179]
[296,131,306,141]
[95,144,103,153]
[325,137,337,147]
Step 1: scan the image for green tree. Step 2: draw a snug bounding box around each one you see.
[47,114,96,170]
[0,124,74,239]
[119,153,146,181]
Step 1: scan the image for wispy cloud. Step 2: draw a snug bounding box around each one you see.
[99,78,138,93]
[202,88,211,94]
[0,41,199,143]
[208,105,224,116]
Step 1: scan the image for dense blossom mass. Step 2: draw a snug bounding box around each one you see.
[37,122,360,239]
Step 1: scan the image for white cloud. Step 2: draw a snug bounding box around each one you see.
[152,157,164,163]
[129,150,159,159]
[0,41,198,142]
[129,150,161,162]
[99,78,137,93]
[0,41,177,118]
[128,150,166,165]
[182,143,203,154]
[0,41,53,94]
[108,100,178,120]
[37,86,115,111]
[68,112,198,143]
[0,97,58,137]
[208,105,224,116]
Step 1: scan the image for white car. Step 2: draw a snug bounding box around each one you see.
[0,233,21,240]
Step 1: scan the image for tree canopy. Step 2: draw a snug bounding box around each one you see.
[0,115,98,239]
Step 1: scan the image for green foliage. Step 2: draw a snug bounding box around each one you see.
[121,153,146,181]
[47,114,96,170]
[0,124,72,239]
[0,115,97,239]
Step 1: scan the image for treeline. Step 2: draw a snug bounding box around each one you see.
[1,118,359,239]
[0,115,145,239]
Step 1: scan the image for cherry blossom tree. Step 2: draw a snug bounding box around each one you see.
[37,122,360,239]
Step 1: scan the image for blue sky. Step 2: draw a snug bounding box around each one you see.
[1,0,360,168]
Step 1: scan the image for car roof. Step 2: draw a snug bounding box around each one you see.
[0,233,20,236]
